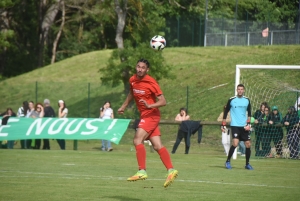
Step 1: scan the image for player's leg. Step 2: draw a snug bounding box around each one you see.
[225,127,239,169]
[127,128,149,181]
[149,135,178,188]
[244,129,254,170]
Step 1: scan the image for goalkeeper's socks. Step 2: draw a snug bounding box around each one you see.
[246,148,251,164]
[227,145,237,161]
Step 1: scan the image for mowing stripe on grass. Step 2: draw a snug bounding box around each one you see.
[0,170,296,189]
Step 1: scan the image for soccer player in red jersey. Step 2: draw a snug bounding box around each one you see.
[118,58,178,188]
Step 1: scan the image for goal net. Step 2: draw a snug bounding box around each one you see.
[236,65,300,159]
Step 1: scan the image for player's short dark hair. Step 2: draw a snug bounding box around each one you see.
[137,58,150,68]
[237,84,245,89]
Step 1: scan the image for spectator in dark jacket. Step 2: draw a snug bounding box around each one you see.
[268,106,283,158]
[283,106,300,159]
[43,99,56,149]
[253,102,268,156]
[1,108,16,149]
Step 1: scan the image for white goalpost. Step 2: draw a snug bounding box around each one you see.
[232,65,300,159]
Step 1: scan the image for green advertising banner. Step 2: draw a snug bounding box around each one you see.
[0,117,131,144]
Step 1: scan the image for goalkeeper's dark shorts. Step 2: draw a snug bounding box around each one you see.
[231,126,251,141]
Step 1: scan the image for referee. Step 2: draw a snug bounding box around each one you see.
[222,84,253,170]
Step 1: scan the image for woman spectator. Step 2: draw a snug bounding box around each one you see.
[57,100,68,150]
[1,108,16,149]
[253,102,268,156]
[256,106,272,157]
[282,106,300,159]
[17,101,30,149]
[17,101,29,117]
[268,106,283,158]
[30,103,45,149]
[100,101,114,151]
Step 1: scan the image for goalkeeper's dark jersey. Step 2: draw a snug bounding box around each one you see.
[223,96,251,127]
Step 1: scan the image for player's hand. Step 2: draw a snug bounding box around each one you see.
[139,99,151,108]
[117,107,125,114]
[244,120,251,131]
[221,121,226,132]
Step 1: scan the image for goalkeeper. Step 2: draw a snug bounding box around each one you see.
[222,84,253,170]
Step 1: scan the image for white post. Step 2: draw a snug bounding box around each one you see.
[271,31,273,45]
[247,32,250,46]
[225,34,227,46]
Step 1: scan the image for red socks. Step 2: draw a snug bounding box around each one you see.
[135,145,173,170]
[158,147,173,170]
[135,144,146,170]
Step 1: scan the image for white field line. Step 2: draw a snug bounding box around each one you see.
[0,170,297,189]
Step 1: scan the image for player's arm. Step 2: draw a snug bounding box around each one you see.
[118,91,134,114]
[247,100,252,122]
[222,99,231,122]
[139,94,166,109]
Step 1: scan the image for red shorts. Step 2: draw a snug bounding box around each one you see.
[138,116,160,140]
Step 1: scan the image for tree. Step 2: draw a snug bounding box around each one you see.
[100,43,174,94]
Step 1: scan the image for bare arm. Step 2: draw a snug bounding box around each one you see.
[118,91,134,114]
[111,109,114,119]
[139,94,166,109]
[39,107,44,118]
[175,114,182,122]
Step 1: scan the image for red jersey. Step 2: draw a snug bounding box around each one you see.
[129,74,162,118]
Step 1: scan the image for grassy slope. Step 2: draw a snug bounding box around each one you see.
[1,45,300,146]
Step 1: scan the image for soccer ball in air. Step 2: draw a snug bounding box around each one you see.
[150,35,166,51]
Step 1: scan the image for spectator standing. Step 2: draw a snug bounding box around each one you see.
[57,100,68,150]
[253,102,268,156]
[100,101,114,151]
[26,101,35,149]
[17,101,29,149]
[259,106,272,157]
[294,96,300,111]
[1,108,16,149]
[268,106,284,158]
[217,105,231,156]
[283,106,300,159]
[30,103,45,149]
[43,99,55,150]
[171,108,190,154]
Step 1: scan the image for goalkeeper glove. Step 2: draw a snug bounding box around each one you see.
[221,121,227,132]
[244,119,251,131]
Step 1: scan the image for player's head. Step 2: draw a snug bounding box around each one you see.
[136,58,150,78]
[236,84,245,97]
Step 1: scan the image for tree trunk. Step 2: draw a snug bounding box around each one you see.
[51,0,65,64]
[114,0,127,49]
[0,10,9,75]
[38,0,46,68]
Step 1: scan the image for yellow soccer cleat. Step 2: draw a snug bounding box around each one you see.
[127,170,148,181]
[163,169,178,188]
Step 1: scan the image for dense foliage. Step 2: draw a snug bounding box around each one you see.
[0,0,299,79]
